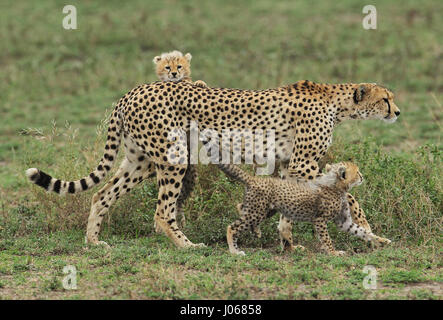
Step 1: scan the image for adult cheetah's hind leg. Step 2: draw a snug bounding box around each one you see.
[86,158,153,247]
[154,164,205,249]
[153,164,196,233]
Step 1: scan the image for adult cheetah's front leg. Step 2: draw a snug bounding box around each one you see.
[334,209,390,247]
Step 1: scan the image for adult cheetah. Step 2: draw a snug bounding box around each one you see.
[26,80,400,249]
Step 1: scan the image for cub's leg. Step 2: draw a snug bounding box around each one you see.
[346,193,372,233]
[236,203,262,238]
[277,216,295,251]
[154,164,205,248]
[334,209,391,248]
[312,218,346,256]
[228,204,266,255]
[86,158,154,246]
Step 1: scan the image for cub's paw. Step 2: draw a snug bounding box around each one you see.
[193,80,207,88]
[294,245,306,251]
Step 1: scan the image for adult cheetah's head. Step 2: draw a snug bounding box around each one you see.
[353,83,400,123]
[153,50,192,82]
[325,162,363,191]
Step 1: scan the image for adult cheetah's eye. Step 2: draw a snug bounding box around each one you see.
[165,66,171,70]
[177,65,182,69]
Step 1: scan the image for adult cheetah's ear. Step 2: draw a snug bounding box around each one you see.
[338,166,346,180]
[353,85,368,104]
[153,56,162,64]
[184,53,192,62]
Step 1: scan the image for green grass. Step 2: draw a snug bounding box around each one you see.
[0,0,442,299]
[0,233,441,299]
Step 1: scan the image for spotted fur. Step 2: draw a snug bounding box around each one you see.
[26,80,400,249]
[219,162,391,255]
[153,50,207,88]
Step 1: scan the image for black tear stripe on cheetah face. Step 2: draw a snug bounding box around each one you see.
[218,162,391,256]
[26,80,400,249]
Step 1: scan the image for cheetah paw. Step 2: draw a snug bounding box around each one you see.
[229,249,246,256]
[184,242,206,249]
[85,238,111,249]
[333,250,347,256]
[372,236,392,248]
[193,80,207,88]
[97,241,111,249]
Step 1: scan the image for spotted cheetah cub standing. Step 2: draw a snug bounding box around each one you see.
[153,50,207,87]
[218,162,391,256]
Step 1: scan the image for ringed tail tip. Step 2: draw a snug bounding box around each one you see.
[26,168,40,181]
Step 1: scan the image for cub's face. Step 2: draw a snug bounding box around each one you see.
[325,162,363,190]
[354,83,401,123]
[153,52,192,81]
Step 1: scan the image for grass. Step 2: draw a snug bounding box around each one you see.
[0,233,441,299]
[0,0,442,299]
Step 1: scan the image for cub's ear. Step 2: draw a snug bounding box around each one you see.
[325,164,332,172]
[153,56,162,64]
[184,53,192,61]
[338,166,346,180]
[353,85,368,103]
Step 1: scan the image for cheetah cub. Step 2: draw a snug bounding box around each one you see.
[153,50,207,87]
[218,162,391,256]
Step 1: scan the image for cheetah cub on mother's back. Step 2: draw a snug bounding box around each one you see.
[153,50,207,87]
[218,162,391,256]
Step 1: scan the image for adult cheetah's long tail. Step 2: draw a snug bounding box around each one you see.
[217,164,253,185]
[26,110,123,195]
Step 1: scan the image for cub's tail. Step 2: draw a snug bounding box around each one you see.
[217,164,253,185]
[26,109,123,195]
